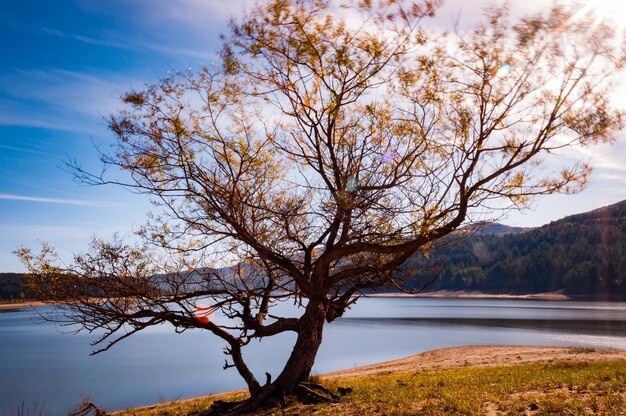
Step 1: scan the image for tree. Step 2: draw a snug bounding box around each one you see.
[17,0,624,412]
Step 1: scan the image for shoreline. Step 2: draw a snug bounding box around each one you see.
[0,300,49,309]
[113,345,626,415]
[0,291,572,309]
[367,290,570,300]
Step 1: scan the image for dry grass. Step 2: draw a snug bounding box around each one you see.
[113,358,626,415]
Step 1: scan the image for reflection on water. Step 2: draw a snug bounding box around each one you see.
[338,316,626,336]
[0,307,23,314]
[1,298,626,415]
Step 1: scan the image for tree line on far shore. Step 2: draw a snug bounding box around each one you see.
[0,273,24,301]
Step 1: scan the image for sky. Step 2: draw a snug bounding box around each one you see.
[1,0,625,272]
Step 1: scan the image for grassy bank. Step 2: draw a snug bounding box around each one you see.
[115,357,626,415]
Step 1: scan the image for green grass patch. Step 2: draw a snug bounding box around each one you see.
[114,360,626,415]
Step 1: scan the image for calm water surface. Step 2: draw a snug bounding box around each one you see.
[1,297,626,415]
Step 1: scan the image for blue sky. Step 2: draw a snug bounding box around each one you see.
[1,0,625,272]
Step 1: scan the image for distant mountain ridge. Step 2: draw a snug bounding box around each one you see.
[462,222,531,236]
[2,200,625,301]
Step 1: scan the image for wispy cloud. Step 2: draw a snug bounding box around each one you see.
[0,110,97,133]
[139,0,248,28]
[2,68,135,118]
[42,25,217,61]
[41,27,67,37]
[0,143,49,156]
[43,27,136,51]
[0,68,143,134]
[0,193,113,207]
[573,139,626,173]
[594,172,626,183]
[76,34,216,61]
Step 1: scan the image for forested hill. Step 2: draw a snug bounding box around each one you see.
[2,201,626,301]
[0,273,25,301]
[404,200,626,299]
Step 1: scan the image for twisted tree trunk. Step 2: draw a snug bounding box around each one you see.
[226,298,328,414]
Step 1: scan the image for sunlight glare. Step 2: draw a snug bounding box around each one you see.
[568,0,626,33]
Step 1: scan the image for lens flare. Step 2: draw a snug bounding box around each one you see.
[495,63,511,78]
[561,0,625,47]
[381,152,396,163]
[193,305,213,325]
[578,0,626,28]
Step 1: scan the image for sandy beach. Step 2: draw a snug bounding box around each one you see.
[323,345,626,379]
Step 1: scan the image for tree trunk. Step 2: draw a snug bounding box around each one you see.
[226,298,327,414]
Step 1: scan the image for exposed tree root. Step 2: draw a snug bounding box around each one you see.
[296,382,340,403]
[204,382,344,415]
[205,399,248,415]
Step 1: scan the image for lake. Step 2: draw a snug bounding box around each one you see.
[2,297,626,415]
